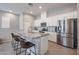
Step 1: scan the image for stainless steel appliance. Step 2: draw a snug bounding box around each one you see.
[57,18,77,48]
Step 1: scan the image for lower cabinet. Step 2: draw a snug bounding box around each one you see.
[48,32,57,43]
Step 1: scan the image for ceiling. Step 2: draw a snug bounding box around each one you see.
[0,3,77,16]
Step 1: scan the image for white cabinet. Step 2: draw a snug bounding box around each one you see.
[48,32,57,42]
[40,35,48,54]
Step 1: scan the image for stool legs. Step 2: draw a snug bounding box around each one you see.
[25,49,27,55]
[15,46,36,55]
[25,46,36,55]
[20,48,21,54]
[29,46,36,55]
[14,41,20,55]
[34,45,36,55]
[29,48,31,55]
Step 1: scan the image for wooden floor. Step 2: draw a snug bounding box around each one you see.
[46,41,77,55]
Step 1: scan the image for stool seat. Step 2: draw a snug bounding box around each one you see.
[23,42,35,48]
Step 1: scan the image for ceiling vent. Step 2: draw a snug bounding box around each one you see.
[28,3,33,7]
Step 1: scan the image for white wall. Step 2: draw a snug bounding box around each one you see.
[0,11,19,41]
[77,3,79,55]
[19,13,24,31]
[0,12,35,41]
[0,11,35,41]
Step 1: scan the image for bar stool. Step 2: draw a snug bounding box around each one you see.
[11,33,21,55]
[19,38,36,55]
[11,33,15,48]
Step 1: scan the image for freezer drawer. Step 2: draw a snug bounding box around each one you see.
[61,34,74,48]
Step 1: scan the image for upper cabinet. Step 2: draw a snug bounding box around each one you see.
[65,11,77,19]
[34,11,77,27]
[73,11,77,18]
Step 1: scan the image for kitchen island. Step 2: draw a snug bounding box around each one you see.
[19,32,49,55]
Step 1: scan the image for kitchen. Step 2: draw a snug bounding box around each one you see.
[0,3,77,55]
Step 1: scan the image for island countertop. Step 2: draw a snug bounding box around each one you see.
[17,32,49,55]
[18,32,49,39]
[27,32,49,39]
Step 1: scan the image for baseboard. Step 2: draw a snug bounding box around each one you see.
[48,40,57,44]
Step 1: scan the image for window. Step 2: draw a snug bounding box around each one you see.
[1,15,10,28]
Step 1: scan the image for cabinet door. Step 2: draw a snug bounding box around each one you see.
[49,33,57,42]
[40,36,48,54]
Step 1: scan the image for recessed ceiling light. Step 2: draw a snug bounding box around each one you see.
[39,6,42,9]
[9,10,13,12]
[30,11,33,14]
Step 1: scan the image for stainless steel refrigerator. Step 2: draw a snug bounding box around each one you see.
[57,18,77,48]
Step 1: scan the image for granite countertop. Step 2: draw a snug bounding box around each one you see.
[27,32,49,39]
[18,32,49,39]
